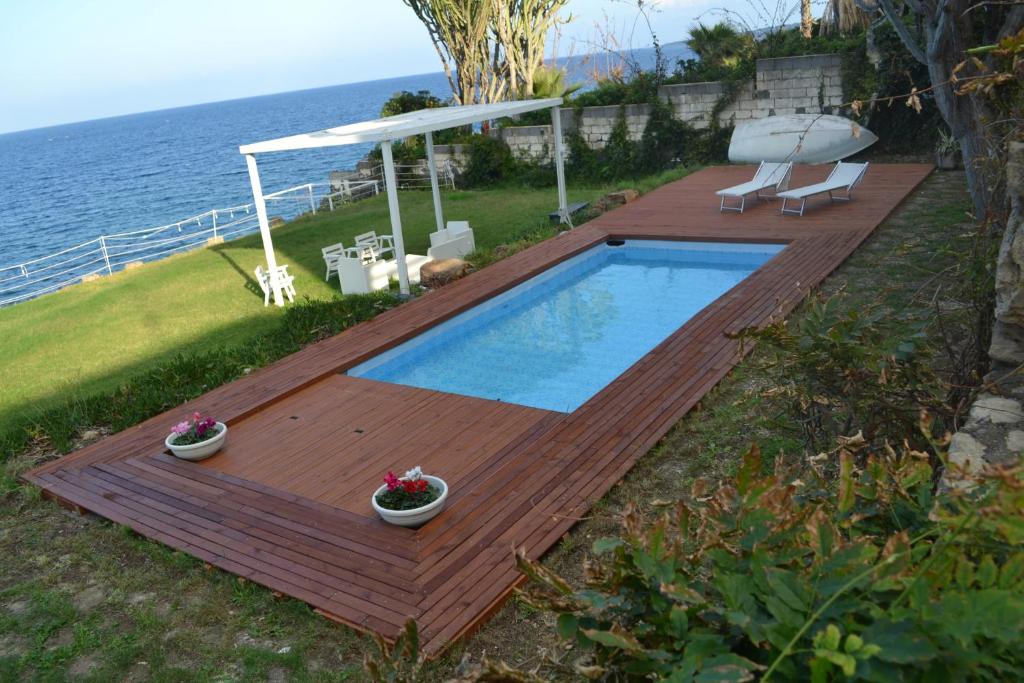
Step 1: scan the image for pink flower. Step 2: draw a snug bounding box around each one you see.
[384,471,400,491]
[171,421,191,435]
[193,411,202,422]
[195,417,216,436]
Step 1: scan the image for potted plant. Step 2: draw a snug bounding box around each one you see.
[371,466,448,527]
[936,129,961,170]
[165,412,227,461]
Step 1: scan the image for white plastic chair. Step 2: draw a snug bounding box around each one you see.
[777,161,870,216]
[428,220,476,260]
[347,231,395,262]
[321,242,347,280]
[715,162,793,213]
[254,264,296,306]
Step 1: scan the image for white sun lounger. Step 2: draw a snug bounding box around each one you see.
[715,161,793,213]
[778,161,869,216]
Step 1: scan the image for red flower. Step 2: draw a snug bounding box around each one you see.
[402,480,418,494]
[416,479,428,492]
[384,471,400,491]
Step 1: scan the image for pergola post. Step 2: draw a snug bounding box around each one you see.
[380,141,411,295]
[425,131,445,234]
[245,153,284,306]
[550,106,569,226]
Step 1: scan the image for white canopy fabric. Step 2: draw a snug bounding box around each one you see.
[240,97,569,306]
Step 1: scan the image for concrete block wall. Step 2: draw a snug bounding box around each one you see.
[561,103,653,150]
[496,125,554,161]
[497,53,844,160]
[754,54,844,116]
[432,144,470,173]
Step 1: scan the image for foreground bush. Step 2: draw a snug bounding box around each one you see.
[510,426,1024,681]
[734,292,939,450]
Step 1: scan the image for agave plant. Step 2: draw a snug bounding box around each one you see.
[524,65,582,99]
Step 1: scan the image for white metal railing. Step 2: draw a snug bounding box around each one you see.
[0,161,459,308]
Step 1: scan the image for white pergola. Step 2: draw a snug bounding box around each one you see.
[239,98,569,306]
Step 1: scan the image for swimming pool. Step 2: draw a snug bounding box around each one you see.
[348,239,785,412]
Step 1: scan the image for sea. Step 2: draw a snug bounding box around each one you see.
[0,43,694,280]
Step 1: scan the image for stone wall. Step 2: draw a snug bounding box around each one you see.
[946,142,1024,485]
[496,53,845,160]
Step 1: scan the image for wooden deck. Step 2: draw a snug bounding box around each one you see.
[24,164,933,655]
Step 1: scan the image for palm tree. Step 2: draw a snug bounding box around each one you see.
[818,0,874,36]
[685,22,752,68]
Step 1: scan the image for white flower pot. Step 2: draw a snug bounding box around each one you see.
[371,475,448,527]
[165,422,227,461]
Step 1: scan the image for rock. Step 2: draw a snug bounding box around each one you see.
[605,189,640,206]
[1007,430,1024,453]
[46,627,75,651]
[269,216,286,228]
[989,321,1024,365]
[421,258,472,289]
[968,394,1024,425]
[5,599,29,615]
[80,430,101,441]
[0,635,27,658]
[68,655,99,677]
[948,432,986,474]
[73,584,107,611]
[128,592,155,606]
[992,141,1024,350]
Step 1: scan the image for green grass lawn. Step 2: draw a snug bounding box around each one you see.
[0,178,681,437]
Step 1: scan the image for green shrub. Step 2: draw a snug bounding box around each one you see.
[565,103,723,183]
[568,71,668,109]
[379,90,445,118]
[634,100,689,174]
[733,292,939,449]
[460,136,517,187]
[370,90,470,165]
[513,433,1024,681]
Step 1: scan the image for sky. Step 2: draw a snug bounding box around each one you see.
[0,0,768,134]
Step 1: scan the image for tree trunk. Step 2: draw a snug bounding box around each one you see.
[801,0,813,38]
[922,1,993,220]
[876,0,995,219]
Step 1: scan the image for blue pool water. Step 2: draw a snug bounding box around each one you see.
[348,240,785,412]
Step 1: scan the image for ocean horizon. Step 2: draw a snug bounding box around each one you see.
[0,43,693,283]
